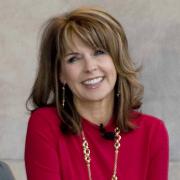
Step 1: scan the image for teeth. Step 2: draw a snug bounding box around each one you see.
[83,77,103,85]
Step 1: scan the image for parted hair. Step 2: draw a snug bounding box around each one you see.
[26,6,144,134]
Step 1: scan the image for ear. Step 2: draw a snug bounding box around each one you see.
[59,73,66,84]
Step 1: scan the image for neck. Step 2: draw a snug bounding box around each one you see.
[73,93,114,126]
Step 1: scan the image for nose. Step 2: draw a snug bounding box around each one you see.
[83,55,97,73]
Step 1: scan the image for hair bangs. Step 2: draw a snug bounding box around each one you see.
[60,20,110,57]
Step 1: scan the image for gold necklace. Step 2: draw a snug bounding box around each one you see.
[82,127,121,180]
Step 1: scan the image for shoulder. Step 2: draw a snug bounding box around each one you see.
[27,107,61,132]
[25,107,62,162]
[132,111,166,127]
[131,111,168,137]
[133,112,169,160]
[130,112,169,149]
[130,112,169,153]
[31,106,59,117]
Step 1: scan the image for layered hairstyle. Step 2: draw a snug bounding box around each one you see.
[26,6,144,134]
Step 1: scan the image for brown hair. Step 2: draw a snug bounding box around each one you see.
[26,6,144,134]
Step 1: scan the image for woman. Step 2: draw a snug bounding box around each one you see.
[25,7,169,180]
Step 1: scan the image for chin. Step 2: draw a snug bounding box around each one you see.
[83,93,112,102]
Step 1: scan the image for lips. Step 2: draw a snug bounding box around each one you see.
[81,76,104,86]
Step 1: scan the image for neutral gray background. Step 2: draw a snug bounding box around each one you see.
[0,0,179,179]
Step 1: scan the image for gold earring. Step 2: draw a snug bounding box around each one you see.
[116,78,121,97]
[62,84,65,107]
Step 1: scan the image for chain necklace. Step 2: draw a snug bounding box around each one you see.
[82,127,121,180]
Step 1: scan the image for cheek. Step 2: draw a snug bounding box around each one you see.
[62,65,81,84]
[103,60,117,77]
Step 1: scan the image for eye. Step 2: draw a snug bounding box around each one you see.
[94,49,106,56]
[67,56,79,64]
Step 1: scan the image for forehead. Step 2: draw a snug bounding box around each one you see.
[64,35,94,54]
[60,25,107,58]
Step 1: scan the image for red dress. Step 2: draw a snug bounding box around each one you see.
[25,107,169,180]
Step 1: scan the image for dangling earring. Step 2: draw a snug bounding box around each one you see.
[62,84,65,107]
[116,77,121,97]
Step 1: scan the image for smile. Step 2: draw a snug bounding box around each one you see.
[82,77,104,85]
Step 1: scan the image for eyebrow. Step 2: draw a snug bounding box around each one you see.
[65,52,79,57]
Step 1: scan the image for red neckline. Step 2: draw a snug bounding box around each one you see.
[81,116,114,130]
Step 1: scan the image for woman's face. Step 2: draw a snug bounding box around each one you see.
[60,37,117,104]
